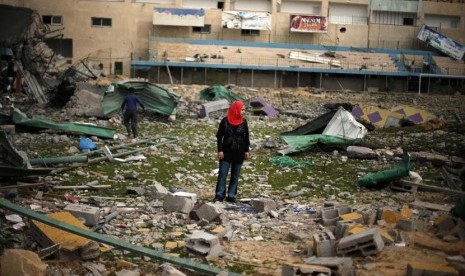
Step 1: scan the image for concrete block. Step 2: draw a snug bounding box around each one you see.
[251,198,277,213]
[407,262,458,276]
[151,182,169,200]
[163,192,195,214]
[185,230,222,260]
[334,220,359,239]
[199,99,229,119]
[337,228,384,257]
[63,203,100,226]
[321,205,352,226]
[282,263,331,276]
[303,256,354,276]
[192,202,222,222]
[390,180,418,193]
[313,231,337,257]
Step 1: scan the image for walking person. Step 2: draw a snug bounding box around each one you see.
[121,87,144,139]
[213,101,250,203]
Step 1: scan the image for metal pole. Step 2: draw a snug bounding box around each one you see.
[418,74,421,95]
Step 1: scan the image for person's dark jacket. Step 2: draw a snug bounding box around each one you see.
[216,117,250,164]
[121,93,144,112]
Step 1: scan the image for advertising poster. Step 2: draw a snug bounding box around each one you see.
[290,15,328,33]
[222,11,272,30]
[417,24,465,60]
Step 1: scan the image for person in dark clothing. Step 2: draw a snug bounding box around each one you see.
[213,101,250,203]
[121,87,144,138]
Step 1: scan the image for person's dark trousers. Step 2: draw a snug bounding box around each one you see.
[123,110,138,138]
[215,159,242,201]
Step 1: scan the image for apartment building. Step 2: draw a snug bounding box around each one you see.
[1,0,464,77]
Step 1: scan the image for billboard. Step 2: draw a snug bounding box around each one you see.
[417,24,465,61]
[290,15,327,33]
[222,11,271,30]
[153,8,205,27]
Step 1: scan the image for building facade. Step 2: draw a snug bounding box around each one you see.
[1,0,464,77]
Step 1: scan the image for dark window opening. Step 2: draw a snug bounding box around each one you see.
[403,18,414,26]
[339,27,346,33]
[92,17,112,27]
[42,15,63,25]
[217,2,224,9]
[193,24,211,33]
[241,29,259,36]
[44,38,73,58]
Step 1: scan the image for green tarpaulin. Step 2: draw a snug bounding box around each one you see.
[281,134,354,153]
[11,108,116,139]
[102,81,180,116]
[358,152,411,187]
[199,85,247,103]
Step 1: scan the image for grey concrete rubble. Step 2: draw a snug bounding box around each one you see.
[185,230,223,260]
[163,192,196,214]
[191,202,223,222]
[1,83,464,275]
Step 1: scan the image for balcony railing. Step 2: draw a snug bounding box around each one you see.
[328,15,368,25]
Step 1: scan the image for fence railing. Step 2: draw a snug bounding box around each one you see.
[328,15,368,25]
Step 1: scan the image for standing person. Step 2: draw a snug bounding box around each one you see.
[213,101,250,203]
[121,87,144,139]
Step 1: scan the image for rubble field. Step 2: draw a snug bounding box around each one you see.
[0,84,465,276]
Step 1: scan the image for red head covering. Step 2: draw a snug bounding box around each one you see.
[227,101,244,126]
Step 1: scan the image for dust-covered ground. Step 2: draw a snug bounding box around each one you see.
[1,84,465,275]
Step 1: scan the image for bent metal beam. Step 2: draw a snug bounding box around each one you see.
[0,198,237,275]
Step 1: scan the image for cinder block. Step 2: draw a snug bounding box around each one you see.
[63,203,100,226]
[199,99,229,119]
[337,228,384,257]
[185,230,222,260]
[163,192,195,214]
[321,205,352,226]
[313,231,337,257]
[303,257,353,276]
[334,220,359,239]
[407,262,458,276]
[251,198,277,213]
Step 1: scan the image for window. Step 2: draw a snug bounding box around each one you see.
[241,29,259,36]
[42,15,63,25]
[92,17,112,27]
[217,2,224,9]
[403,17,414,26]
[193,24,211,34]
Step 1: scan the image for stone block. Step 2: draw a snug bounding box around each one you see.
[303,256,353,276]
[251,198,277,213]
[151,182,169,200]
[337,228,384,257]
[63,203,100,226]
[321,205,352,226]
[192,202,222,222]
[185,230,222,260]
[199,99,229,119]
[313,231,337,257]
[163,192,195,214]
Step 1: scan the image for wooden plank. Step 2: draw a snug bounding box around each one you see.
[409,200,452,212]
[400,180,465,195]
